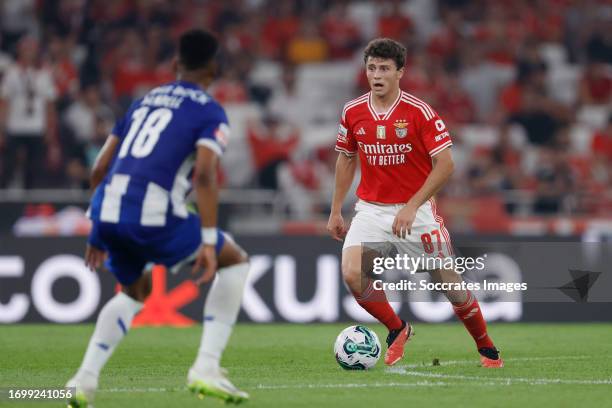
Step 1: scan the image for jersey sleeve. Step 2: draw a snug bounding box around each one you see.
[418,108,453,157]
[195,103,230,157]
[111,114,128,138]
[334,107,357,156]
[111,99,140,139]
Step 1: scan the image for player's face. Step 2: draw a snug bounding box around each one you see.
[366,57,404,98]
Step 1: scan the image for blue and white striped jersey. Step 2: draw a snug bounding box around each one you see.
[89,80,229,228]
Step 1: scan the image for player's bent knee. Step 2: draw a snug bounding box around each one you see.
[341,262,362,291]
[218,241,249,268]
[123,274,152,302]
[123,287,146,302]
[236,245,249,264]
[341,246,362,276]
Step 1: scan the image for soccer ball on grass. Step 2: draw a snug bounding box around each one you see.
[334,325,381,370]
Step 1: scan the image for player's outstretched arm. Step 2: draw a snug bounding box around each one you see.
[393,148,454,238]
[192,145,219,285]
[327,152,357,241]
[90,135,120,191]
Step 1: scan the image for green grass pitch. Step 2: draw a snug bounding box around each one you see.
[1,323,611,407]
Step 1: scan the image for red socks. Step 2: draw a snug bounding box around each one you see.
[353,280,403,331]
[452,291,494,349]
[353,283,494,349]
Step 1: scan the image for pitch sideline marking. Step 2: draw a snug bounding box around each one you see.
[101,381,497,393]
[391,370,612,386]
[387,356,612,385]
[396,355,592,369]
[97,355,612,393]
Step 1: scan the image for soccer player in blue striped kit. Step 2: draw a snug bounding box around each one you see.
[66,30,249,406]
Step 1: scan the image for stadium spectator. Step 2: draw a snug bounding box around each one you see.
[585,21,612,65]
[63,83,114,147]
[267,63,314,129]
[503,60,572,146]
[213,0,247,34]
[83,113,114,170]
[426,8,464,64]
[286,20,328,64]
[106,29,158,108]
[321,2,361,60]
[377,0,413,40]
[579,60,611,106]
[209,66,249,104]
[278,146,349,219]
[0,0,38,52]
[491,123,522,172]
[0,0,609,219]
[398,51,435,101]
[498,71,528,117]
[464,124,523,199]
[532,145,576,214]
[260,1,300,59]
[472,2,521,66]
[436,67,476,126]
[498,37,551,116]
[523,0,566,43]
[591,115,612,191]
[0,36,58,188]
[47,34,79,104]
[592,115,612,162]
[466,148,506,195]
[247,115,299,189]
[459,45,513,122]
[0,34,12,79]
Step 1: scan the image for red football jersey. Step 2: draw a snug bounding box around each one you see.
[335,90,453,204]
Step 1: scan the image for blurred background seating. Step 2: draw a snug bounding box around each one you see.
[0,0,610,236]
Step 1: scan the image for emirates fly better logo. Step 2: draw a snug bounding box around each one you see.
[357,141,413,166]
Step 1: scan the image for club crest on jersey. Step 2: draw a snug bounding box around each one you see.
[394,120,409,139]
[376,125,386,139]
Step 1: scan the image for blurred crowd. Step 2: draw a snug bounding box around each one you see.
[0,0,610,218]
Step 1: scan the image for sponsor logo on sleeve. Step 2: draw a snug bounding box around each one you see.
[434,131,450,142]
[215,123,230,147]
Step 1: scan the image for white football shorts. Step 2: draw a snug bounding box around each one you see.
[343,199,454,260]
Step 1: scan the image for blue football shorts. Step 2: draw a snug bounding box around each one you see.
[95,213,225,285]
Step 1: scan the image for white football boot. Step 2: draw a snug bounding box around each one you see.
[187,366,249,404]
[66,372,98,408]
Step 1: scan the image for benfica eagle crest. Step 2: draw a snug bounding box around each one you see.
[394,120,408,138]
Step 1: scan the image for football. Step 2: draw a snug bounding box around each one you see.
[334,325,381,370]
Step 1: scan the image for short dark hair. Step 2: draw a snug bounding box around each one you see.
[178,29,219,71]
[363,38,406,70]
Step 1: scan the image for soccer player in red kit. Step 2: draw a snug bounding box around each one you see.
[327,38,503,368]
